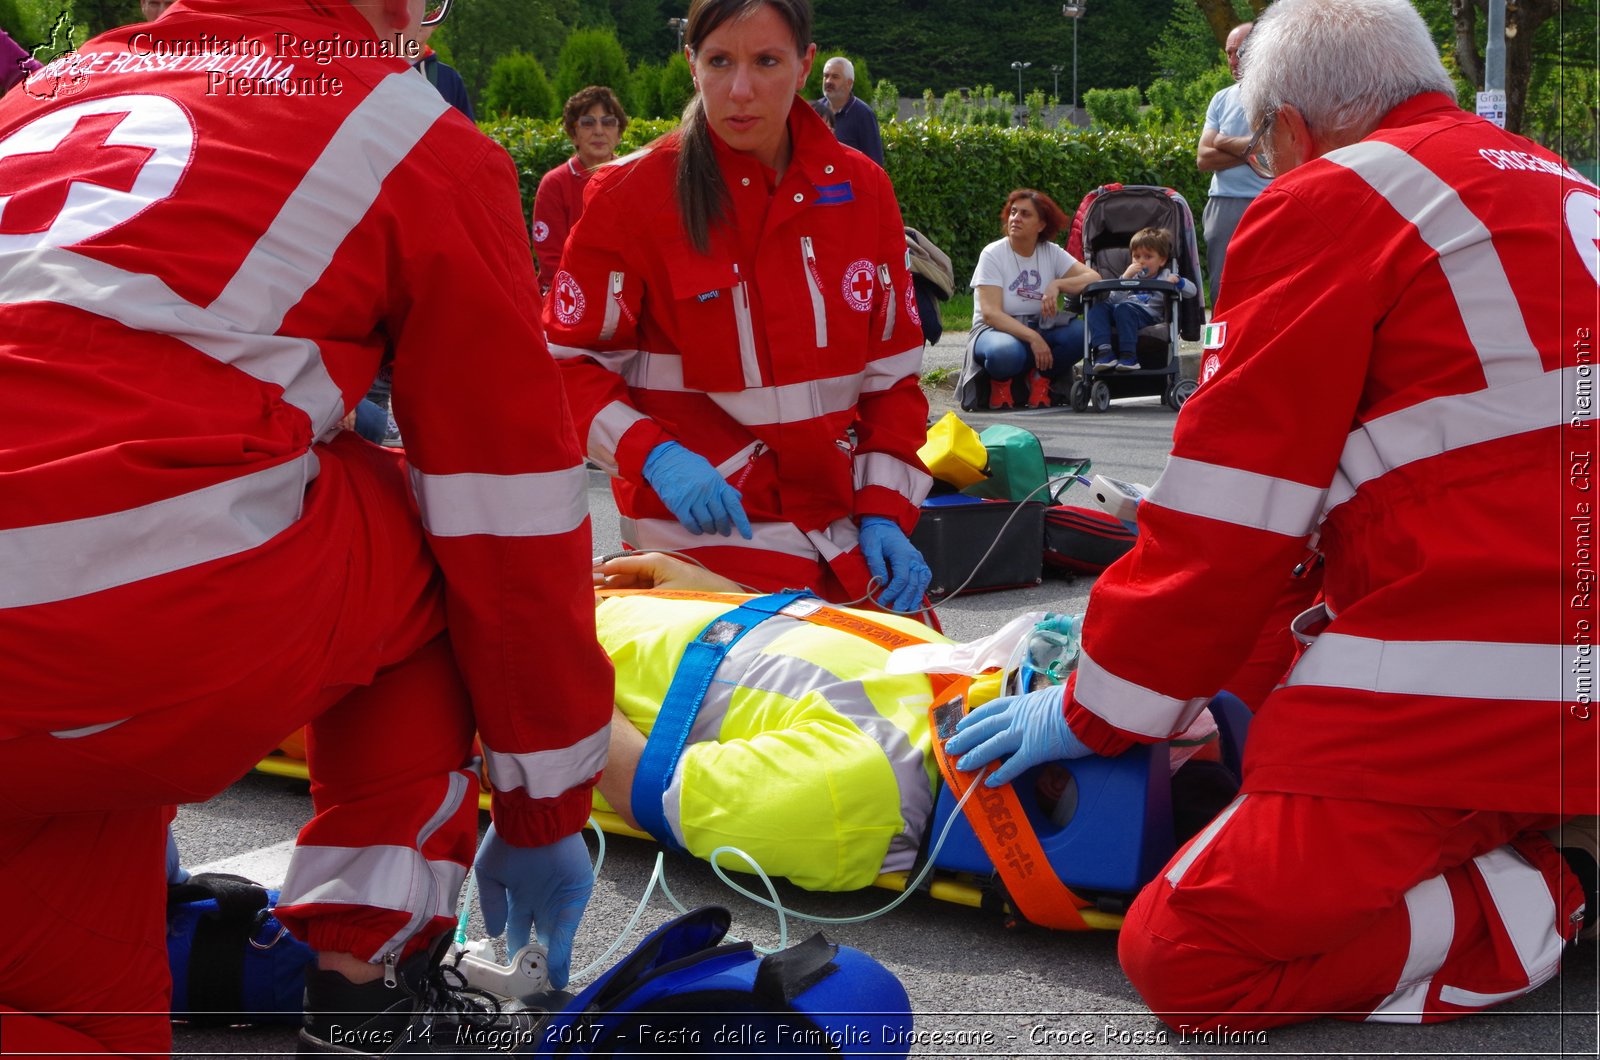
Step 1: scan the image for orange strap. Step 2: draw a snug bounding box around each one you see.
[927,681,1091,930]
[598,588,942,655]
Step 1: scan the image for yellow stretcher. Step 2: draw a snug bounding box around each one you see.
[251,753,1127,930]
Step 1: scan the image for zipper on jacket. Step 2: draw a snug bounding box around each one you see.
[801,236,828,348]
[382,951,399,988]
[599,270,625,342]
[728,441,767,492]
[731,263,761,388]
[876,263,896,342]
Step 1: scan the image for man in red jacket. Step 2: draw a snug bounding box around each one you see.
[0,1,611,1054]
[948,0,1597,1033]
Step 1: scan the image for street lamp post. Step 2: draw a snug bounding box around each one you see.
[1050,64,1064,101]
[667,17,687,55]
[1010,60,1031,103]
[1062,2,1088,120]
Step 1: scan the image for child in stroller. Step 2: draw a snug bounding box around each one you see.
[1087,227,1198,373]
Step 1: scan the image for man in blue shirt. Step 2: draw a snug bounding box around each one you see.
[815,56,884,167]
[1195,22,1269,306]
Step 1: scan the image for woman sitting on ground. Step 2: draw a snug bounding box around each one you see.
[964,189,1098,409]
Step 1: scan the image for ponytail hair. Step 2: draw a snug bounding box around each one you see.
[676,0,814,254]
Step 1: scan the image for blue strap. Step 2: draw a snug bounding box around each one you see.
[630,591,809,852]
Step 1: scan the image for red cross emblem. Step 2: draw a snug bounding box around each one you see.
[841,257,875,312]
[1567,189,1600,286]
[552,270,586,326]
[0,94,193,252]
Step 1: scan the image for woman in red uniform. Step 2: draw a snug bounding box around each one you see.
[545,0,933,615]
[532,85,628,289]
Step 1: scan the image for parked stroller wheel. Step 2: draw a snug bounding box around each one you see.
[1090,380,1111,413]
[1171,379,1199,410]
[1070,380,1089,412]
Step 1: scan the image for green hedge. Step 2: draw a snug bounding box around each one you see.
[479,117,1210,285]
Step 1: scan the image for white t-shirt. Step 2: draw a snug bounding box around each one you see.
[969,238,1081,327]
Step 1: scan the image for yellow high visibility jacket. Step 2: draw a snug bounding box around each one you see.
[596,593,945,891]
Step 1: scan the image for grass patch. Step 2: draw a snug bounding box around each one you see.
[939,291,973,335]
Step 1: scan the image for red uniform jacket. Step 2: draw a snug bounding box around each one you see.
[545,99,930,596]
[532,156,591,285]
[1065,94,1598,814]
[0,0,612,846]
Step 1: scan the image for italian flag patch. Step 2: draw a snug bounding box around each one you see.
[1202,322,1227,349]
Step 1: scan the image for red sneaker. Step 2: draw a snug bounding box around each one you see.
[1027,371,1052,408]
[989,376,1015,409]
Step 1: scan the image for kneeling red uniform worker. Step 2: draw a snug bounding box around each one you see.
[0,0,611,1053]
[947,0,1596,1035]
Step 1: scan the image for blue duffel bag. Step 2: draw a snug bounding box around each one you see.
[166,872,315,1026]
[534,906,913,1058]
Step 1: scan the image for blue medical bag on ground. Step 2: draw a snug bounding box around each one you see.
[534,906,913,1057]
[166,872,315,1026]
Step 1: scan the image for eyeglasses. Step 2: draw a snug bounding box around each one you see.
[422,0,453,27]
[578,115,620,129]
[1243,112,1275,180]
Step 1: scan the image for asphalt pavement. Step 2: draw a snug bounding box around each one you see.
[171,332,1598,1058]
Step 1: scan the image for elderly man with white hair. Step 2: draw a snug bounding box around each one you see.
[946,0,1597,1033]
[814,54,883,165]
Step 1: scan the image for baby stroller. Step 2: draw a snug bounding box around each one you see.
[1064,184,1205,412]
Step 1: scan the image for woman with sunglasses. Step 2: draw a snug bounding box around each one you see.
[546,0,933,616]
[532,86,629,287]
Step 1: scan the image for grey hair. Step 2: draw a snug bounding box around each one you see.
[1239,0,1453,141]
[824,56,854,80]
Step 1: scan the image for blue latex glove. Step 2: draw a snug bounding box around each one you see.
[942,684,1091,787]
[642,441,753,539]
[858,516,932,612]
[472,826,593,990]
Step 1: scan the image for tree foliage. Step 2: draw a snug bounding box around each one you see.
[554,26,633,112]
[482,51,558,120]
[434,0,577,101]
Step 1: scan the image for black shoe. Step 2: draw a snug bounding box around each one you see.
[298,937,542,1055]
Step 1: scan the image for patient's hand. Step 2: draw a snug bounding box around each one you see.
[593,552,741,592]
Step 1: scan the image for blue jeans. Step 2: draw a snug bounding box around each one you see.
[1088,301,1158,354]
[973,320,1084,381]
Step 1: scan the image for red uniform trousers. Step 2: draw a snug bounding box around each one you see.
[0,437,480,1054]
[1119,792,1584,1032]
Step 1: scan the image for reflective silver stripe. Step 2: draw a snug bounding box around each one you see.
[618,350,684,391]
[877,264,896,342]
[708,374,861,427]
[1164,794,1245,886]
[587,400,650,475]
[409,464,588,538]
[801,236,828,347]
[861,345,923,395]
[49,719,129,739]
[11,250,342,435]
[0,451,315,609]
[598,271,623,342]
[1368,874,1452,1022]
[1285,633,1569,701]
[278,845,464,922]
[1148,455,1326,538]
[731,268,761,388]
[1075,645,1213,741]
[1327,141,1541,387]
[548,341,644,371]
[210,73,450,437]
[481,723,609,799]
[1326,368,1572,513]
[378,770,471,956]
[623,515,858,564]
[852,451,933,504]
[1470,845,1563,990]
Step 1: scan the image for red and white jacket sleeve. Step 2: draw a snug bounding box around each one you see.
[531,162,570,285]
[1063,187,1366,756]
[388,137,613,848]
[542,167,669,490]
[852,166,931,532]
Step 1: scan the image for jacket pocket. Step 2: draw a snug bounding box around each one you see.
[666,254,759,390]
